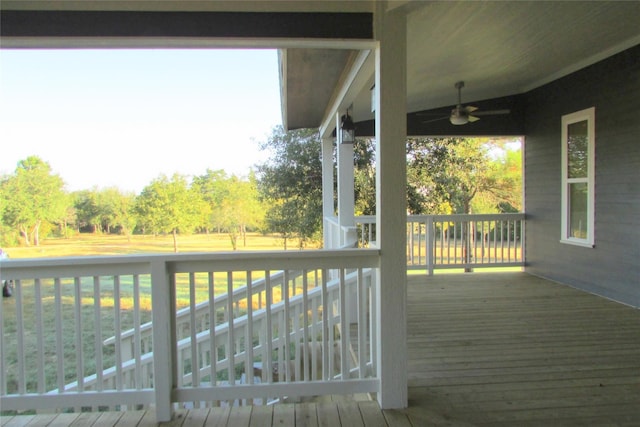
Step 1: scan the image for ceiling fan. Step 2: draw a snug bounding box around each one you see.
[420,81,510,125]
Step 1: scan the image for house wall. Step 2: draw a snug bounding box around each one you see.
[524,44,640,307]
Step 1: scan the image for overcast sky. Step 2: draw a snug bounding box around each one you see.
[0,49,282,193]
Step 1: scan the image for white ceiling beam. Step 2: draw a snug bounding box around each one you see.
[1,37,378,50]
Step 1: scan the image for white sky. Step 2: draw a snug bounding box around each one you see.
[0,49,282,193]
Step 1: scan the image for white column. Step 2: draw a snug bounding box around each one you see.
[322,136,335,249]
[337,111,356,247]
[151,259,176,421]
[374,4,408,409]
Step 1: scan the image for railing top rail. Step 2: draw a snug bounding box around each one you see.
[167,248,379,273]
[353,213,525,225]
[324,215,339,225]
[0,248,380,280]
[0,257,151,279]
[409,213,525,221]
[355,215,376,222]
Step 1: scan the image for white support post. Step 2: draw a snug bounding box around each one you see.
[427,216,435,276]
[337,112,357,247]
[151,259,175,422]
[322,136,335,249]
[374,4,408,409]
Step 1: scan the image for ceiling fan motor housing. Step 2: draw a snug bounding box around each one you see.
[450,107,468,125]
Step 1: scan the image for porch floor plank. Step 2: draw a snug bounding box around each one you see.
[0,415,35,427]
[226,406,252,427]
[177,408,207,426]
[272,403,295,426]
[203,406,231,427]
[114,410,146,427]
[47,413,80,427]
[315,402,340,427]
[93,411,124,427]
[357,401,388,427]
[248,405,272,427]
[18,413,56,427]
[69,412,102,426]
[294,403,318,427]
[4,272,639,426]
[336,401,364,427]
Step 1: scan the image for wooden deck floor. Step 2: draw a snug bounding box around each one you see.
[2,272,639,426]
[406,272,640,426]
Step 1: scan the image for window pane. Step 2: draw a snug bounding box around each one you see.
[567,120,588,178]
[569,182,588,239]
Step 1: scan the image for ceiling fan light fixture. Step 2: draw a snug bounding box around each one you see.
[450,111,468,125]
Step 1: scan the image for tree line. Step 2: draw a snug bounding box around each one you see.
[0,158,264,252]
[0,126,521,251]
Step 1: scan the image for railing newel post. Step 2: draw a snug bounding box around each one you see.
[151,258,175,422]
[426,216,435,276]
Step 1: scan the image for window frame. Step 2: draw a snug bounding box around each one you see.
[560,107,595,247]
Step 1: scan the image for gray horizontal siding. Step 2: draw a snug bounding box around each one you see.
[524,44,640,307]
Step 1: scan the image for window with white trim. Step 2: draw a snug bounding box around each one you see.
[561,107,595,247]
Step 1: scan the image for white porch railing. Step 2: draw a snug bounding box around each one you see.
[0,250,379,419]
[0,213,522,419]
[351,213,525,274]
[324,216,359,249]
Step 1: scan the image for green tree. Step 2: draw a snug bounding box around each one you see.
[0,156,68,246]
[101,188,138,238]
[192,169,229,233]
[407,137,521,215]
[74,189,103,233]
[193,170,265,250]
[488,144,523,212]
[135,174,209,252]
[354,138,377,216]
[220,175,264,249]
[257,126,323,249]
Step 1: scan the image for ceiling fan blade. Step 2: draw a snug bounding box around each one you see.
[464,105,478,113]
[422,115,449,124]
[468,115,480,123]
[473,109,511,116]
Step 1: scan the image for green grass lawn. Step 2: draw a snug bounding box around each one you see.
[3,232,308,259]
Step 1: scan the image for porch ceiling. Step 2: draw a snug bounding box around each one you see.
[284,1,640,132]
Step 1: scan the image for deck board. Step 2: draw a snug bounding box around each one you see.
[2,272,639,426]
[206,407,231,427]
[294,403,318,427]
[47,413,81,427]
[272,403,295,426]
[336,401,364,427]
[315,402,340,427]
[248,405,272,427]
[226,406,252,427]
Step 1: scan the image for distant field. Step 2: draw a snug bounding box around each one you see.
[3,232,317,259]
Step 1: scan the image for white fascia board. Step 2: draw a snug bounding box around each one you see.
[278,48,288,131]
[319,49,375,140]
[0,36,377,50]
